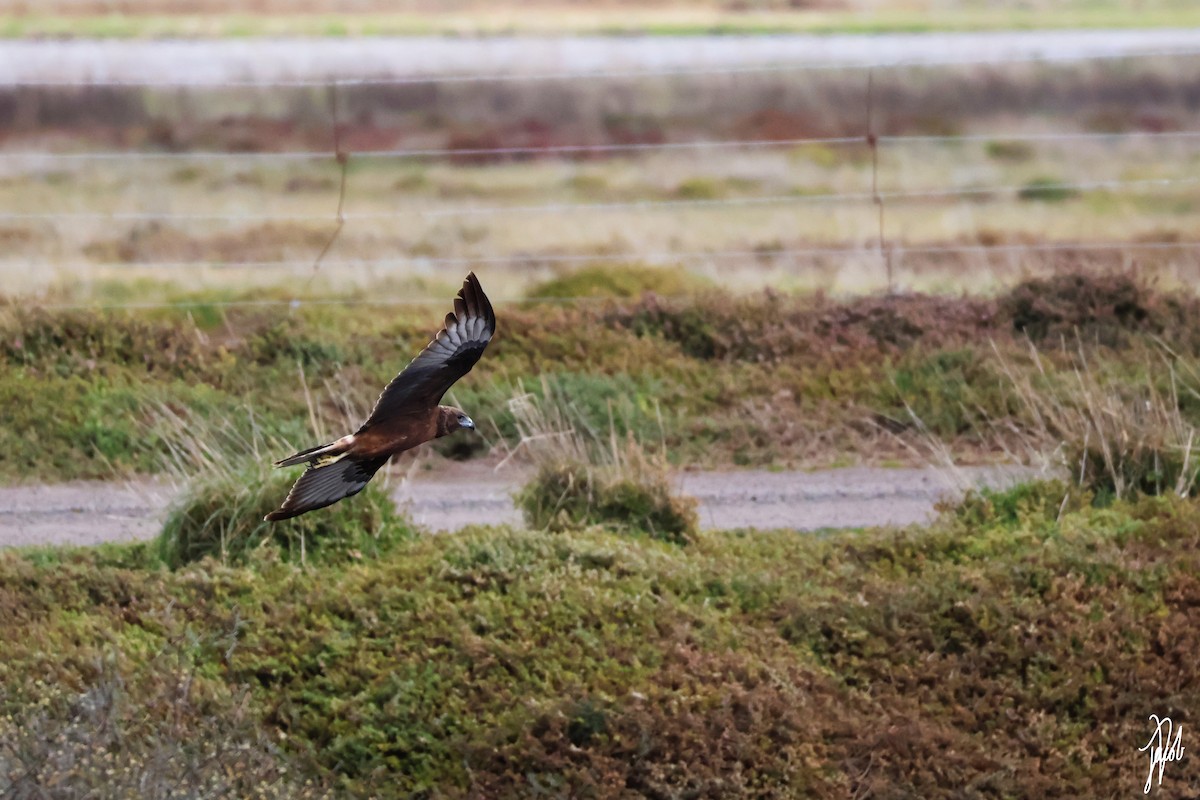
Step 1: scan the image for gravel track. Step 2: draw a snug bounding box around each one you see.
[2,30,1199,85]
[0,464,1031,548]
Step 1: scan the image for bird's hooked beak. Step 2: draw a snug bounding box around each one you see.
[460,415,476,431]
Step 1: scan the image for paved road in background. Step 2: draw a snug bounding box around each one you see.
[2,30,1199,84]
[0,465,1032,548]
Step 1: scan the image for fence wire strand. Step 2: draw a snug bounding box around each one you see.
[28,240,1200,275]
[5,130,1200,164]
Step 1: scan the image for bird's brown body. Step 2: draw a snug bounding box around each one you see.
[265,274,496,522]
[337,406,460,460]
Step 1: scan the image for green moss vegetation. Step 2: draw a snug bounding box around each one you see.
[3,484,1199,796]
[6,271,1200,482]
[6,3,1200,39]
[526,263,713,300]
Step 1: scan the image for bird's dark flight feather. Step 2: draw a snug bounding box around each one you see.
[264,455,389,521]
[359,272,496,430]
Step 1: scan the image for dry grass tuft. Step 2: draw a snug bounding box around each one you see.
[506,378,698,543]
[149,402,411,568]
[998,340,1200,502]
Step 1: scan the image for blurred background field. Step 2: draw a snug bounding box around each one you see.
[6,0,1200,35]
[2,25,1200,481]
[3,48,1200,301]
[6,7,1200,799]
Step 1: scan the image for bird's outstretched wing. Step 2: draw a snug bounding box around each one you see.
[264,455,389,522]
[358,272,496,430]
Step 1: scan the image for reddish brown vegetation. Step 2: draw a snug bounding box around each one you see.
[3,63,1196,156]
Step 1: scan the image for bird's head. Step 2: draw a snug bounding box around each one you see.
[437,405,476,436]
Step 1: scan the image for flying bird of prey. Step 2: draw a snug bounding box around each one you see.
[265,272,496,522]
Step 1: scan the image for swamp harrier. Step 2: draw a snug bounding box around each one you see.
[265,272,496,521]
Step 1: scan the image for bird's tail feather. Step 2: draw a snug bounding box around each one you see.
[264,454,388,522]
[273,438,351,468]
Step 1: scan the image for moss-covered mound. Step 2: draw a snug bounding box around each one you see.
[4,484,1199,797]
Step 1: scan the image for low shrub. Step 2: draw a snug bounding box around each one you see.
[672,176,725,199]
[526,264,711,301]
[1017,177,1080,202]
[999,271,1158,343]
[998,343,1200,502]
[157,464,412,567]
[1,632,323,799]
[984,139,1035,162]
[611,291,994,362]
[244,318,348,368]
[516,455,698,543]
[947,479,1084,532]
[505,380,698,543]
[882,346,1012,438]
[10,275,1200,483]
[1,307,206,377]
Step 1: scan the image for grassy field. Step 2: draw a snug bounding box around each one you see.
[5,1,1200,37]
[4,270,1200,488]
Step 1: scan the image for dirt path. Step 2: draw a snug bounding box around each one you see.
[3,31,1199,85]
[0,464,1031,548]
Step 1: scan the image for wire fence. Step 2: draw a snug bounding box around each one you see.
[6,130,1200,163]
[3,177,1197,224]
[55,240,1200,271]
[3,42,1199,310]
